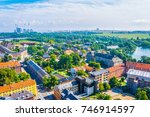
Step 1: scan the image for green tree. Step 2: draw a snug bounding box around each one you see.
[18,72,30,81]
[44,66,54,74]
[3,54,12,62]
[77,70,87,77]
[99,82,104,92]
[136,88,148,100]
[72,53,81,66]
[43,75,58,89]
[89,61,101,70]
[103,83,111,91]
[109,76,119,88]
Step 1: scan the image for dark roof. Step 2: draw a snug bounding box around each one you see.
[27,60,49,78]
[65,92,78,100]
[95,53,114,59]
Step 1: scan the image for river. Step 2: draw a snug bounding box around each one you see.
[132,47,150,60]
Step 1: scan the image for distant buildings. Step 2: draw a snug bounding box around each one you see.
[0,45,28,60]
[0,61,21,73]
[95,53,123,67]
[86,52,123,67]
[86,51,95,62]
[64,50,74,55]
[1,41,15,50]
[27,60,49,81]
[127,69,150,93]
[0,79,37,98]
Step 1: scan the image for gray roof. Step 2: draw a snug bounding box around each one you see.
[90,69,109,76]
[27,60,49,78]
[127,69,150,78]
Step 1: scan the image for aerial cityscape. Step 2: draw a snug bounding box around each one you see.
[0,0,150,100]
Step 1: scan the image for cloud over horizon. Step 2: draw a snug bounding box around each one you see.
[0,0,150,32]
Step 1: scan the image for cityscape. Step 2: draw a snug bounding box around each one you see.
[0,0,150,100]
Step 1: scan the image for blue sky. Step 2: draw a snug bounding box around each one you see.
[0,0,150,32]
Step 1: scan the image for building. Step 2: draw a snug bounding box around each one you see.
[64,50,74,55]
[126,62,150,72]
[0,45,12,54]
[54,76,98,100]
[95,53,123,67]
[9,90,34,100]
[54,80,79,100]
[70,65,94,76]
[127,69,150,93]
[1,41,15,50]
[89,69,109,83]
[27,60,49,81]
[107,64,125,80]
[76,76,98,96]
[0,79,37,97]
[86,51,94,62]
[0,45,28,60]
[0,61,21,73]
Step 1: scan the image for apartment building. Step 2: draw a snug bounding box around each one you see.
[0,79,37,97]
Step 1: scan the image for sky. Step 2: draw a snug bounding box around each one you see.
[0,0,150,32]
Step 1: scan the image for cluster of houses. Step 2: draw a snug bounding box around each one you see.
[0,42,28,61]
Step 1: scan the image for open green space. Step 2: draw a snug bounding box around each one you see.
[96,33,150,39]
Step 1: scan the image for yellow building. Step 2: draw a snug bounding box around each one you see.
[0,79,37,97]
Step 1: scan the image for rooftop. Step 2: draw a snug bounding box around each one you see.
[126,62,150,71]
[90,69,109,76]
[0,61,21,68]
[127,69,150,78]
[10,90,34,100]
[0,79,36,94]
[107,64,125,72]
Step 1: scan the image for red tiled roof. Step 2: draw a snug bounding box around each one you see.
[107,64,125,73]
[126,62,150,71]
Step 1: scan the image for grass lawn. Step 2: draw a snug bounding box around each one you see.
[53,70,69,77]
[96,33,150,39]
[14,39,40,44]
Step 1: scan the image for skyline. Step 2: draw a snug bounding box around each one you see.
[0,0,150,32]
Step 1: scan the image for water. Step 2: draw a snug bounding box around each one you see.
[132,47,150,60]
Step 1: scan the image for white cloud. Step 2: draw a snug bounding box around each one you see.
[0,0,150,32]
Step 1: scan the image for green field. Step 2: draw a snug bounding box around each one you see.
[96,33,150,39]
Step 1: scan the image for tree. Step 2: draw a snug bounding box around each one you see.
[103,94,112,100]
[96,93,112,100]
[109,76,119,88]
[43,75,58,90]
[99,82,104,92]
[89,61,101,70]
[3,54,12,62]
[49,40,55,45]
[77,70,87,77]
[18,72,30,81]
[58,54,72,69]
[72,53,81,66]
[44,66,53,74]
[136,88,148,100]
[103,83,111,91]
